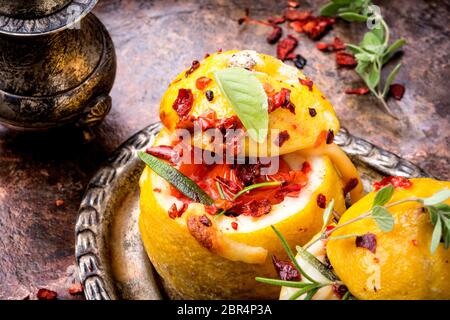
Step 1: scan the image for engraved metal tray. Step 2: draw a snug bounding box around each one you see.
[75,122,431,300]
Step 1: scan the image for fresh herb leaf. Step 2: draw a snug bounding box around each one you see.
[255,277,311,288]
[372,205,395,232]
[214,67,268,143]
[296,245,338,281]
[339,12,368,22]
[422,189,450,206]
[382,63,402,97]
[232,181,282,201]
[383,39,406,63]
[430,216,442,253]
[373,184,395,207]
[319,2,342,17]
[322,199,335,228]
[138,151,214,205]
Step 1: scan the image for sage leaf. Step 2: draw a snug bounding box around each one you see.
[138,151,214,205]
[213,67,268,143]
[430,217,442,254]
[339,12,368,22]
[427,206,439,225]
[322,199,335,227]
[373,184,394,207]
[372,206,395,232]
[382,63,402,97]
[423,189,450,206]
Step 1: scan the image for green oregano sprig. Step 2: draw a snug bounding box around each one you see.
[320,0,406,118]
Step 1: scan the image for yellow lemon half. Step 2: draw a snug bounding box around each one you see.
[327,178,450,300]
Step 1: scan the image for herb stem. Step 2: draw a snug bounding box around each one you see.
[216,181,227,200]
[232,181,282,201]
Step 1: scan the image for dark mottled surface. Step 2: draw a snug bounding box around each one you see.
[0,0,448,299]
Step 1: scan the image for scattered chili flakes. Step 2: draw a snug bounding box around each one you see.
[333,284,349,299]
[232,199,272,217]
[268,88,296,114]
[37,288,58,300]
[301,161,312,174]
[345,87,369,95]
[55,199,64,207]
[195,76,212,90]
[343,178,359,195]
[274,130,290,147]
[68,283,83,296]
[355,233,377,253]
[168,203,188,219]
[326,129,334,144]
[336,51,357,67]
[389,84,405,100]
[317,37,346,52]
[146,145,180,162]
[316,42,329,51]
[185,60,200,77]
[308,107,317,117]
[299,77,313,91]
[284,9,312,21]
[235,163,261,186]
[231,221,238,230]
[276,35,298,61]
[267,26,283,44]
[373,176,413,191]
[172,88,193,118]
[268,16,286,24]
[272,255,301,281]
[317,193,326,209]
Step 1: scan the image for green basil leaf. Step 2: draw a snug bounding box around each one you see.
[382,63,402,97]
[213,67,268,143]
[430,217,442,254]
[423,189,450,206]
[338,12,368,22]
[138,151,214,205]
[373,185,395,207]
[322,199,335,227]
[372,206,395,232]
[319,2,342,16]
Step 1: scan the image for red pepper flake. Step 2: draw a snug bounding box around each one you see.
[332,284,349,299]
[268,88,296,114]
[215,176,242,194]
[172,89,194,118]
[345,87,369,95]
[325,225,335,233]
[37,288,58,300]
[317,193,326,209]
[288,1,300,8]
[231,221,238,230]
[232,199,272,217]
[343,178,359,195]
[276,35,298,61]
[336,51,357,68]
[301,161,312,174]
[389,84,405,100]
[299,78,313,91]
[68,283,84,296]
[373,176,413,191]
[153,188,161,193]
[204,53,210,59]
[289,20,306,33]
[355,233,377,253]
[195,76,212,90]
[185,60,200,78]
[235,163,261,186]
[272,255,301,281]
[199,215,212,227]
[168,203,188,219]
[326,129,334,144]
[284,9,312,21]
[308,107,317,117]
[411,239,418,246]
[302,16,335,39]
[268,16,286,24]
[146,145,179,162]
[332,37,346,51]
[55,199,64,207]
[267,26,283,44]
[274,130,290,147]
[316,42,330,51]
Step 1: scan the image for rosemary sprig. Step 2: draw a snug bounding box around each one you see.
[320,0,406,118]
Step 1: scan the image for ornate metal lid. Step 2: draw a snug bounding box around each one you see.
[0,0,98,36]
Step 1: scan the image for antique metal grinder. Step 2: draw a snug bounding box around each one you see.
[0,0,116,140]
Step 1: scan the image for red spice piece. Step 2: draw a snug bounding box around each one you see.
[325,225,335,232]
[301,161,312,174]
[153,188,161,193]
[299,78,313,91]
[68,283,83,296]
[37,288,58,300]
[274,130,290,147]
[272,256,301,281]
[345,87,369,95]
[332,284,349,299]
[284,9,311,21]
[288,1,300,8]
[276,35,298,61]
[355,233,377,253]
[231,221,238,230]
[268,16,286,24]
[168,203,188,219]
[336,51,357,67]
[289,20,306,33]
[373,176,413,191]
[303,17,335,39]
[316,42,330,51]
[326,129,334,144]
[204,53,210,59]
[267,26,283,44]
[185,60,200,77]
[332,37,346,51]
[172,89,193,118]
[215,176,242,194]
[317,193,326,209]
[389,84,405,100]
[146,145,179,162]
[343,178,359,195]
[412,239,418,246]
[276,184,302,198]
[195,76,212,90]
[199,215,212,227]
[268,88,296,114]
[205,205,218,215]
[235,164,261,186]
[234,199,272,217]
[55,199,64,207]
[308,107,317,117]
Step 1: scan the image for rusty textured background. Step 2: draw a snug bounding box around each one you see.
[0,0,448,299]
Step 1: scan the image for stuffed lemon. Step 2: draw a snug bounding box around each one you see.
[139,50,363,299]
[275,177,450,300]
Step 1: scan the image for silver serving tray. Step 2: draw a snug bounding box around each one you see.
[75,122,431,300]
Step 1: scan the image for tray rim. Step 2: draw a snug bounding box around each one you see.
[75,122,432,300]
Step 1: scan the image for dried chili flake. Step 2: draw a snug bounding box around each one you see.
[336,51,357,67]
[277,184,302,198]
[389,84,405,100]
[231,221,238,230]
[195,76,212,90]
[345,87,369,95]
[326,129,334,144]
[274,130,290,147]
[317,193,326,209]
[343,178,359,195]
[373,176,412,191]
[37,288,58,300]
[268,88,296,114]
[68,283,83,296]
[289,20,306,33]
[185,60,200,77]
[272,256,301,281]
[308,107,317,117]
[355,233,377,253]
[276,35,298,61]
[146,145,179,162]
[215,176,242,194]
[235,164,261,186]
[299,78,313,91]
[267,26,283,44]
[236,199,272,217]
[55,199,64,207]
[301,161,312,174]
[153,188,161,193]
[284,9,311,21]
[332,37,346,50]
[332,284,349,299]
[316,42,330,51]
[205,90,214,101]
[172,88,193,118]
[288,1,300,8]
[168,203,188,219]
[268,16,286,24]
[293,54,307,69]
[303,16,335,39]
[199,215,212,227]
